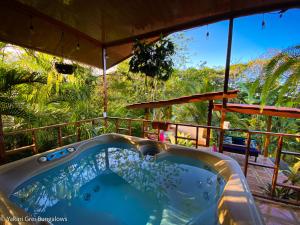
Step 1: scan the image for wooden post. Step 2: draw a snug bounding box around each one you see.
[144,108,150,136]
[175,124,178,144]
[271,136,283,197]
[219,18,234,153]
[244,132,251,176]
[157,126,160,141]
[0,115,5,162]
[264,116,272,157]
[102,47,108,128]
[115,118,119,133]
[31,130,38,154]
[128,119,132,135]
[144,108,150,120]
[195,127,199,149]
[57,126,62,147]
[206,100,213,147]
[142,121,145,138]
[165,106,172,120]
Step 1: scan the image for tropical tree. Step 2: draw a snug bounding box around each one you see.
[0,64,46,160]
[261,45,300,107]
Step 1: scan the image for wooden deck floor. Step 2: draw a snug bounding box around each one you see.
[211,149,300,225]
[255,198,300,225]
[222,151,288,196]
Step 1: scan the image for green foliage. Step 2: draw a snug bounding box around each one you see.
[282,158,300,185]
[0,64,46,120]
[261,45,300,107]
[168,132,193,147]
[261,159,300,200]
[129,36,175,81]
[0,40,299,165]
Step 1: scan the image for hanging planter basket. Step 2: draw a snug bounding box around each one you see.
[55,62,76,74]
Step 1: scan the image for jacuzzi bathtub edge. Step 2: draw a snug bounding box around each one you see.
[0,133,264,225]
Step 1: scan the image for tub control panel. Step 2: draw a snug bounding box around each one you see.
[39,147,76,162]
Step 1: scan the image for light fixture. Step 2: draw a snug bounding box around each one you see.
[29,16,35,35]
[206,25,210,39]
[262,14,266,29]
[76,42,80,51]
[279,9,286,18]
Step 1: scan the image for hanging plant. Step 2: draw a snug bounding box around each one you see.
[129,36,175,81]
[54,32,77,74]
[54,61,76,74]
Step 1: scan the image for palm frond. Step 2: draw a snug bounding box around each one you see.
[261,45,300,106]
[0,67,46,92]
[0,97,34,119]
[277,68,300,105]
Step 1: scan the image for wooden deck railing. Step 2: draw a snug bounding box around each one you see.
[2,116,300,205]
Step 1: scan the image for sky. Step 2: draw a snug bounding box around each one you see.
[171,8,300,68]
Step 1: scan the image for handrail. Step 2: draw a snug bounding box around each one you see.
[4,117,300,138]
[226,128,300,138]
[4,117,104,135]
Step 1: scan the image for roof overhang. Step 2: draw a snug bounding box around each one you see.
[0,0,299,69]
[213,103,300,118]
[127,90,239,109]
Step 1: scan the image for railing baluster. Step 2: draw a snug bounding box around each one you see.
[115,118,119,133]
[244,132,251,176]
[157,126,160,141]
[218,129,224,153]
[271,135,283,197]
[175,124,178,145]
[31,130,38,154]
[76,123,81,141]
[195,126,199,149]
[128,119,132,135]
[57,126,62,147]
[142,121,145,138]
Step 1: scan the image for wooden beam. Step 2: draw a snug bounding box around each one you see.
[5,145,35,156]
[213,104,300,119]
[263,116,272,157]
[219,18,234,153]
[127,90,238,109]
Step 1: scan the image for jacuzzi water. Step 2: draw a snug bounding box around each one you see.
[10,142,226,225]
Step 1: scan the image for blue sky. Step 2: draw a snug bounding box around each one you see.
[172,9,300,68]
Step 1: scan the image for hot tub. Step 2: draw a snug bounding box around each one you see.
[0,134,264,225]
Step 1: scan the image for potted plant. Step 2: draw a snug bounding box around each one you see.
[129,36,175,81]
[55,61,76,74]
